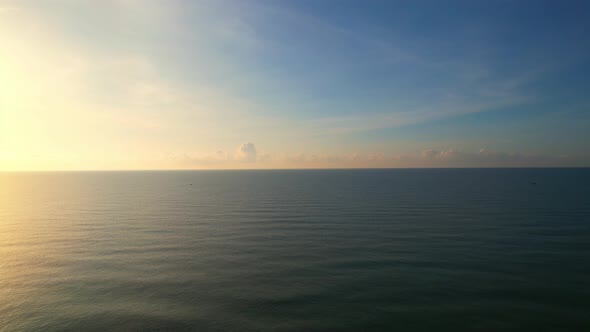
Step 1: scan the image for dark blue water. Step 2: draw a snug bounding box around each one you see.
[1,169,589,331]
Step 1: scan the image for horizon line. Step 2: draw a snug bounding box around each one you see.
[2,166,589,173]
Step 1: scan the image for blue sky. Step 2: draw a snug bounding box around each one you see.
[1,0,589,169]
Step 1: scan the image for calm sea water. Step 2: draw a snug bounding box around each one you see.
[1,169,589,331]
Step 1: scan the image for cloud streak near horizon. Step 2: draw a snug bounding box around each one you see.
[168,143,587,169]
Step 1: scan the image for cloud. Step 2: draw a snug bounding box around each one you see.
[168,143,261,168]
[413,148,587,167]
[165,145,589,169]
[421,149,439,159]
[310,95,532,135]
[235,143,257,162]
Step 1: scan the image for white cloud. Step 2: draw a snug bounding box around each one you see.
[235,143,257,162]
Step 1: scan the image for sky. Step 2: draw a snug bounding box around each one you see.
[1,0,589,170]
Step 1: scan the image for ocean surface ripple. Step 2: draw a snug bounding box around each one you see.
[1,169,589,331]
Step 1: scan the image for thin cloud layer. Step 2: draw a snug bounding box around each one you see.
[169,145,589,169]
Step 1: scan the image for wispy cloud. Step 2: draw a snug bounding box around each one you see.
[310,94,532,135]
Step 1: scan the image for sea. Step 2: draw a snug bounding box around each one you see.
[1,169,589,331]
